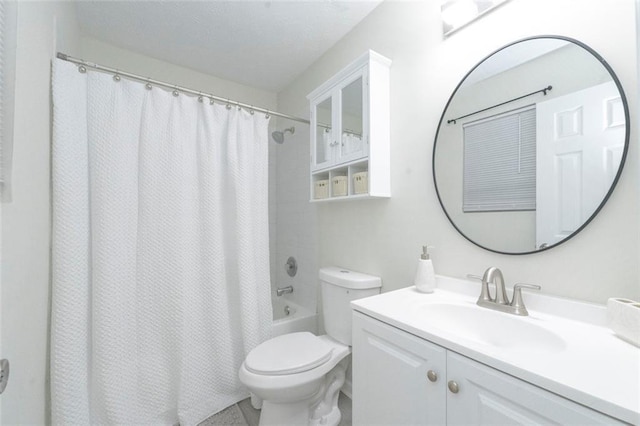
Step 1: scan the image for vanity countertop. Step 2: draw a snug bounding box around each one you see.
[351,275,640,424]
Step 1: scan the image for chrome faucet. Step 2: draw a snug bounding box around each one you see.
[276,285,293,297]
[469,267,541,316]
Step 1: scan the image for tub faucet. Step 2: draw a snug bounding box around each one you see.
[276,285,293,297]
[469,267,541,316]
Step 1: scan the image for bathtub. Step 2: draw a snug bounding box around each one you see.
[271,297,317,336]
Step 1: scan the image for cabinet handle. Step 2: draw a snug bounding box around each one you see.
[427,370,438,382]
[447,380,459,394]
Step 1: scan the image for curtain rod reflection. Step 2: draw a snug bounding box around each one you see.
[321,126,362,138]
[447,85,552,124]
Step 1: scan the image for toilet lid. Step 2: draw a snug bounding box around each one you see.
[245,332,333,375]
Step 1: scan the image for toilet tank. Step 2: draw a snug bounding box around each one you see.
[320,266,382,345]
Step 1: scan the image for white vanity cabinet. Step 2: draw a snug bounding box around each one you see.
[352,312,623,425]
[307,50,391,201]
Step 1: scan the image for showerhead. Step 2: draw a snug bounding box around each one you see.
[271,126,295,144]
[272,131,285,144]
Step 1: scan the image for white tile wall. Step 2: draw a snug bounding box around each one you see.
[268,139,278,288]
[270,122,318,313]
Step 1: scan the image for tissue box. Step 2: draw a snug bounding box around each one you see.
[332,176,347,197]
[607,298,640,347]
[314,179,329,199]
[353,171,368,194]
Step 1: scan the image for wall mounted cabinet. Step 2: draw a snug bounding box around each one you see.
[352,312,622,425]
[307,50,391,201]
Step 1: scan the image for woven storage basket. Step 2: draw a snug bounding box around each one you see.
[314,179,329,199]
[353,171,368,194]
[332,176,348,197]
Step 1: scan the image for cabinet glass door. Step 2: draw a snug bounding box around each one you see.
[314,96,333,169]
[340,76,365,161]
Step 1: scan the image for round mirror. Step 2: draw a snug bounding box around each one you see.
[433,36,629,255]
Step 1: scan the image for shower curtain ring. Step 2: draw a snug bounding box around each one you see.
[113,71,121,82]
[145,78,152,90]
[226,100,232,110]
[172,87,179,97]
[265,110,270,119]
[197,92,204,103]
[78,65,87,74]
[249,106,255,115]
[209,97,215,105]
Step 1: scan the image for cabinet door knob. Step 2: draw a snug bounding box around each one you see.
[447,380,459,394]
[427,370,438,382]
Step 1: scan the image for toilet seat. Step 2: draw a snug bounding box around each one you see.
[245,332,333,376]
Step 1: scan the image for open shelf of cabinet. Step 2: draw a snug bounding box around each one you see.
[311,159,377,202]
[307,50,391,202]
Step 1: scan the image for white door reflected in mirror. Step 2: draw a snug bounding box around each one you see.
[536,81,625,248]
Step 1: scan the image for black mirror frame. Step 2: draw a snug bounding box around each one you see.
[432,35,630,255]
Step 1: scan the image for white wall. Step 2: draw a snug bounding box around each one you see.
[1,2,81,424]
[278,0,639,304]
[1,8,278,424]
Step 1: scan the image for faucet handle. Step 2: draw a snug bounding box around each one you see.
[468,273,492,303]
[513,283,541,292]
[510,283,541,315]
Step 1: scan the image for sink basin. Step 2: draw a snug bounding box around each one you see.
[415,303,567,354]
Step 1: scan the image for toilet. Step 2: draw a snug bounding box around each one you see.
[238,266,381,426]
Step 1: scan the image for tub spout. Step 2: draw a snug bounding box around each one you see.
[276,285,293,296]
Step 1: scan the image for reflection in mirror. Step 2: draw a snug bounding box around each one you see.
[315,97,332,166]
[341,77,364,157]
[433,36,629,254]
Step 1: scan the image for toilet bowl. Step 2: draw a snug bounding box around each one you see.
[239,333,350,425]
[238,267,382,426]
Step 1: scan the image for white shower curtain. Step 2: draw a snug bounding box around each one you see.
[50,59,272,425]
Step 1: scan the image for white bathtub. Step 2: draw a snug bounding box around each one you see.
[271,297,317,336]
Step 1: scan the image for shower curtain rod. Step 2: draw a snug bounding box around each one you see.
[56,52,312,126]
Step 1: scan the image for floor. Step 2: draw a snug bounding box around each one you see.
[203,392,352,426]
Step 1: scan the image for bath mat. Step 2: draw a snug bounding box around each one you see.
[198,404,248,426]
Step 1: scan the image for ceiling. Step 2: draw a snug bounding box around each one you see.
[75,1,383,93]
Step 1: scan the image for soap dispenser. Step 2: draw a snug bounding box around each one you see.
[414,245,436,293]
